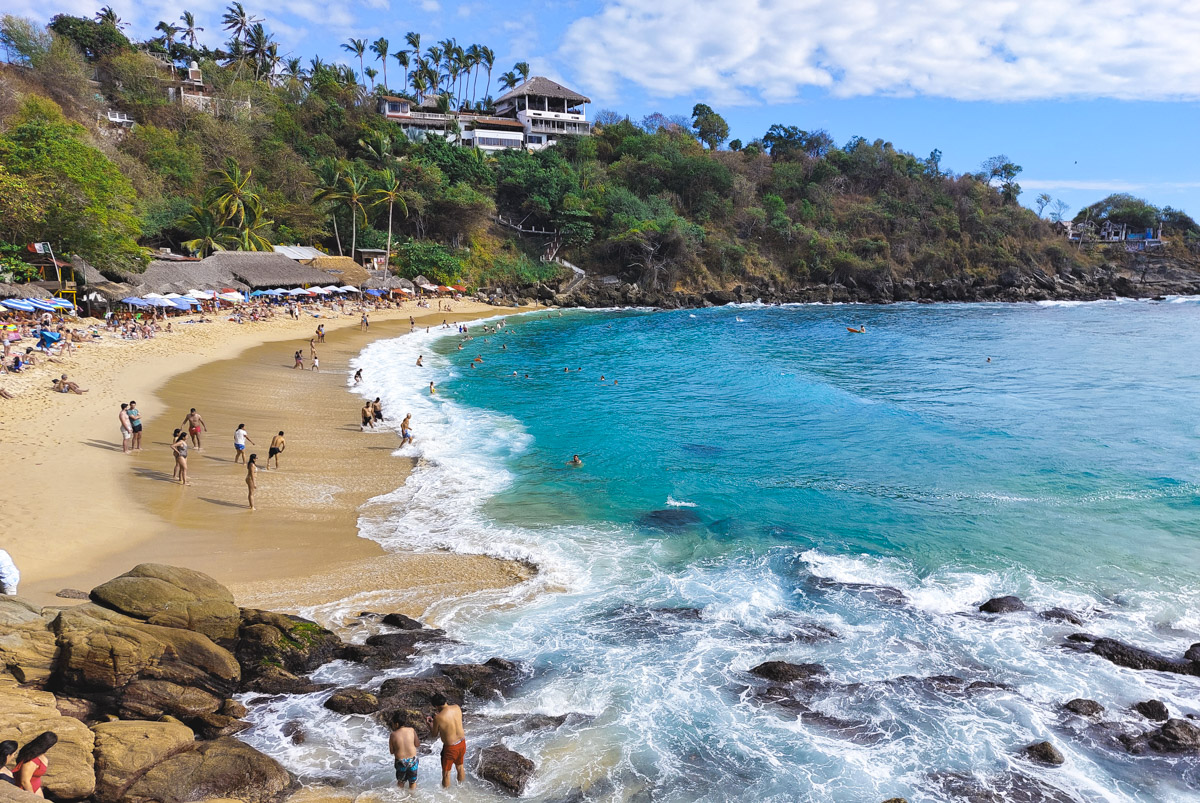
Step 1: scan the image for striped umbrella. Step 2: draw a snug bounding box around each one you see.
[1,299,36,312]
[26,299,59,312]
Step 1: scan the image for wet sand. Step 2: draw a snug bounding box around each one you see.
[4,300,535,613]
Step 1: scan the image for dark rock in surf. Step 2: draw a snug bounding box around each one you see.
[1040,608,1083,626]
[979,596,1028,614]
[1133,699,1169,722]
[881,799,910,803]
[478,744,535,796]
[324,689,379,715]
[1122,718,1200,754]
[810,577,908,606]
[1185,643,1200,662]
[376,676,463,730]
[1023,741,1065,766]
[930,770,1080,803]
[244,666,331,695]
[193,712,251,739]
[282,721,306,745]
[1071,635,1198,675]
[437,658,523,699]
[750,661,828,684]
[636,508,703,530]
[1063,698,1104,717]
[382,613,426,630]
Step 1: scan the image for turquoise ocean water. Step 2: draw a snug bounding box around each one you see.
[246,300,1200,802]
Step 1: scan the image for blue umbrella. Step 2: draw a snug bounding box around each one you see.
[167,298,193,310]
[121,297,148,307]
[365,289,383,296]
[249,290,267,297]
[27,299,58,312]
[50,298,74,309]
[1,299,36,312]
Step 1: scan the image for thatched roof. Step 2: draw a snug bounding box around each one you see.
[496,76,590,105]
[364,275,404,290]
[305,256,369,286]
[121,259,249,295]
[83,282,135,302]
[202,252,332,289]
[0,283,53,299]
[71,255,106,285]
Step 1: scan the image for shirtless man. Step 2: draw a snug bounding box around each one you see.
[361,402,375,430]
[400,414,413,446]
[267,431,285,469]
[388,715,421,789]
[119,403,133,454]
[427,693,465,788]
[180,408,206,449]
[372,397,384,424]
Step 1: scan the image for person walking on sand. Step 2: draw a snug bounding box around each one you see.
[389,714,421,789]
[180,408,206,450]
[233,424,255,464]
[128,400,143,451]
[170,429,182,480]
[309,338,317,360]
[0,549,20,595]
[372,397,384,424]
[400,414,413,446]
[119,403,133,454]
[361,312,369,331]
[353,368,362,385]
[427,693,465,788]
[172,430,191,486]
[317,324,325,343]
[362,402,375,431]
[311,353,320,372]
[267,432,285,470]
[245,453,258,510]
[293,349,304,369]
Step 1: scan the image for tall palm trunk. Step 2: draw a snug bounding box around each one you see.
[385,200,394,269]
[332,212,342,256]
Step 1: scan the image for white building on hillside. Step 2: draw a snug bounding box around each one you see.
[376,76,591,152]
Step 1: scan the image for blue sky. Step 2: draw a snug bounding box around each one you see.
[14,0,1200,216]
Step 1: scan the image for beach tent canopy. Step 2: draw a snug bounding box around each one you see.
[1,299,36,312]
[287,288,313,296]
[365,289,383,296]
[451,285,467,292]
[188,289,214,299]
[142,293,166,299]
[341,285,360,293]
[167,298,193,310]
[217,292,244,303]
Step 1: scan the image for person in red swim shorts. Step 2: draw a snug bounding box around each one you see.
[427,693,466,788]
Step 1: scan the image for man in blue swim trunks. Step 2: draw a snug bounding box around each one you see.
[389,714,420,788]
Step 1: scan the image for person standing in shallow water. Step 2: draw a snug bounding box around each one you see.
[400,413,413,446]
[233,424,255,464]
[172,430,191,486]
[128,400,143,451]
[245,453,258,510]
[267,431,285,470]
[389,714,420,789]
[180,408,206,450]
[427,693,465,788]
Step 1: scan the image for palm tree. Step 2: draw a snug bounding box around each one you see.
[95,6,127,28]
[178,203,235,257]
[233,206,274,251]
[363,66,378,89]
[358,130,397,169]
[480,46,495,102]
[312,160,346,256]
[340,168,369,260]
[371,171,408,269]
[425,46,442,92]
[155,21,181,62]
[410,71,428,103]
[513,61,530,83]
[393,51,410,93]
[221,2,260,42]
[465,44,481,107]
[370,37,390,90]
[342,38,367,86]
[244,23,275,80]
[405,31,421,60]
[499,70,517,92]
[207,161,260,227]
[179,11,204,48]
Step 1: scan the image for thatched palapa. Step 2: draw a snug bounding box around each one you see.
[203,252,333,289]
[304,256,370,287]
[121,259,249,295]
[0,283,53,299]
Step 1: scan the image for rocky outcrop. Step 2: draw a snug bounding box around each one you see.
[1023,741,1065,766]
[90,564,241,642]
[376,676,463,729]
[234,608,342,682]
[1063,698,1104,717]
[478,744,535,796]
[0,681,96,800]
[749,661,827,683]
[1040,608,1083,626]
[979,596,1027,614]
[1122,719,1200,755]
[437,658,522,700]
[1068,634,1199,675]
[122,736,292,803]
[1133,699,1169,722]
[0,598,60,686]
[324,689,379,715]
[91,720,196,803]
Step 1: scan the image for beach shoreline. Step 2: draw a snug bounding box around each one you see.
[1,299,537,613]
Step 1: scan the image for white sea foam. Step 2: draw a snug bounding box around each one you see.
[666,496,697,508]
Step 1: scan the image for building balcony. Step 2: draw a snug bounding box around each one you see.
[527,118,593,136]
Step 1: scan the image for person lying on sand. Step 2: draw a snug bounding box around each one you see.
[52,375,88,394]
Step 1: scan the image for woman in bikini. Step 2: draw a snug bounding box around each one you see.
[170,429,182,480]
[172,430,191,486]
[246,453,258,510]
[14,731,57,797]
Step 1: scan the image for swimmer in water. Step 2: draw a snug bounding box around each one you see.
[429,382,436,395]
[417,356,424,366]
[568,454,582,467]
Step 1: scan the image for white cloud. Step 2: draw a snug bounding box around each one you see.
[421,0,441,11]
[1022,179,1200,193]
[561,0,1200,103]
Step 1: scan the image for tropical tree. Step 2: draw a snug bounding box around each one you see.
[363,66,377,89]
[513,61,529,82]
[340,167,369,258]
[405,31,420,58]
[411,70,428,103]
[95,6,127,29]
[425,46,442,92]
[232,205,273,250]
[312,160,345,255]
[1035,193,1053,217]
[342,38,367,85]
[221,2,259,43]
[207,161,260,227]
[179,11,203,48]
[179,202,235,256]
[358,130,399,169]
[154,21,180,51]
[370,37,389,90]
[691,103,729,150]
[499,70,517,92]
[244,23,275,80]
[371,170,408,267]
[392,50,409,94]
[479,46,495,103]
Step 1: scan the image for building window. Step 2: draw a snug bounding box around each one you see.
[527,135,542,144]
[387,102,402,113]
[476,136,522,148]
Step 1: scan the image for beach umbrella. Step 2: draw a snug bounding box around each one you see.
[451,285,466,292]
[50,298,75,308]
[167,298,193,310]
[341,285,360,293]
[365,289,383,296]
[1,299,36,312]
[309,287,329,295]
[218,292,244,303]
[163,292,183,299]
[144,297,175,307]
[142,293,166,299]
[287,288,312,297]
[249,290,267,297]
[27,299,59,312]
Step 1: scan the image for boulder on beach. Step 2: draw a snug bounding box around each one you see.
[978,596,1027,614]
[90,564,241,642]
[478,744,535,796]
[1040,607,1083,626]
[382,613,426,630]
[324,689,379,715]
[122,736,293,803]
[0,597,59,687]
[437,658,523,699]
[235,608,343,679]
[91,720,196,803]
[0,682,96,800]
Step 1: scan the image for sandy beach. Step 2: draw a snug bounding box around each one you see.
[0,299,534,614]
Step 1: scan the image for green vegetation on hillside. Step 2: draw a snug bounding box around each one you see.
[1,8,1195,290]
